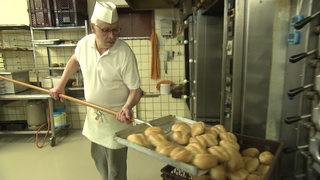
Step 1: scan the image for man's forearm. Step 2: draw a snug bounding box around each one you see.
[57,54,80,88]
[123,88,143,109]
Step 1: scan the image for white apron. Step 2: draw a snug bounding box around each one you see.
[82,106,131,149]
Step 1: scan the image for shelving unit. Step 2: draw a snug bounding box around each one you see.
[28,20,88,146]
[0,25,33,71]
[0,23,88,147]
[0,89,59,146]
[30,20,88,86]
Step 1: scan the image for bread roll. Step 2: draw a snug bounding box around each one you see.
[202,133,219,147]
[242,156,252,164]
[144,126,165,136]
[171,131,190,145]
[189,136,198,144]
[192,153,218,169]
[155,142,176,156]
[189,136,206,148]
[225,147,244,171]
[169,146,194,163]
[208,146,230,163]
[219,132,237,142]
[219,139,240,151]
[147,132,168,147]
[258,151,274,165]
[211,124,226,134]
[245,157,259,173]
[209,165,226,180]
[204,127,218,137]
[256,164,270,176]
[194,135,207,147]
[127,133,151,148]
[194,175,212,180]
[191,121,206,137]
[241,147,260,158]
[185,142,207,154]
[229,169,249,180]
[171,121,191,133]
[194,133,218,148]
[246,174,262,180]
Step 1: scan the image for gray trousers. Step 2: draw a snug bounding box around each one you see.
[91,142,128,180]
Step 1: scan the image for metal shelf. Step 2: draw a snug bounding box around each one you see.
[67,87,84,91]
[0,25,30,30]
[0,88,61,146]
[0,89,50,100]
[31,25,87,31]
[0,47,33,51]
[33,44,77,48]
[35,67,65,71]
[0,126,68,146]
[30,20,88,91]
[0,128,64,135]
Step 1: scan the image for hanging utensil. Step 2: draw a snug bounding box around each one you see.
[164,51,169,74]
[0,75,151,126]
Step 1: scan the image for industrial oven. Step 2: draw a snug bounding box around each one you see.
[219,0,320,179]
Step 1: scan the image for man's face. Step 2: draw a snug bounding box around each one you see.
[92,19,120,49]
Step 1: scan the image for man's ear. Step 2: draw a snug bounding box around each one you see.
[90,24,96,33]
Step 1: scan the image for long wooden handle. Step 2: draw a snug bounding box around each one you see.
[0,75,117,116]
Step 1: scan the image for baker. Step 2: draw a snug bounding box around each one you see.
[49,1,143,180]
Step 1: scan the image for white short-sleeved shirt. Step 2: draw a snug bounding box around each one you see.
[75,34,140,149]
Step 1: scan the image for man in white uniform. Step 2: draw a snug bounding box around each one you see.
[49,1,143,180]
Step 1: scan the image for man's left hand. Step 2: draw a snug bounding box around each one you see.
[116,108,133,124]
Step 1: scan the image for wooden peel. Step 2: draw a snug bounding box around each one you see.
[0,75,153,126]
[0,75,117,116]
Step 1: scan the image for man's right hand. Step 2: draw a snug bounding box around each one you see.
[49,86,65,102]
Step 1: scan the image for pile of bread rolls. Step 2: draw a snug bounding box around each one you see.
[127,121,275,180]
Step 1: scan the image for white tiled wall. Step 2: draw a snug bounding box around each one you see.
[0,9,190,129]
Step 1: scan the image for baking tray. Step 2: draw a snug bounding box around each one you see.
[114,115,283,178]
[115,115,204,176]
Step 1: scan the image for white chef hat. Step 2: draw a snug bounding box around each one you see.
[91,1,118,24]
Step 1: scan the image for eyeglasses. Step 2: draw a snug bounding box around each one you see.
[95,24,121,34]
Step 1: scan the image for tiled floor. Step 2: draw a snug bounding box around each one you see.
[0,130,166,180]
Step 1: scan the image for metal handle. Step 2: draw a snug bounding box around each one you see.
[282,147,299,154]
[282,145,308,154]
[289,49,317,63]
[294,16,312,30]
[0,75,117,116]
[294,10,320,30]
[287,86,304,98]
[287,84,313,99]
[285,115,311,124]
